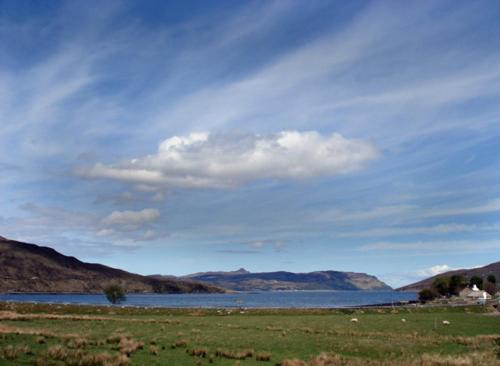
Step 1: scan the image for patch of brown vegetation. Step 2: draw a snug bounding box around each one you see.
[215,348,254,360]
[66,337,89,349]
[0,323,56,337]
[265,325,284,331]
[1,344,31,360]
[190,347,209,357]
[172,338,189,348]
[0,310,180,325]
[35,347,130,366]
[117,336,144,356]
[281,360,306,366]
[256,351,271,361]
[278,351,500,366]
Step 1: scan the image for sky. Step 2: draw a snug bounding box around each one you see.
[1,0,499,287]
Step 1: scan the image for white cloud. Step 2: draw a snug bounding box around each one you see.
[78,131,378,189]
[416,264,452,277]
[102,208,160,227]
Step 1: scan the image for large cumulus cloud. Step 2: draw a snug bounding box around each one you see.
[77,131,378,189]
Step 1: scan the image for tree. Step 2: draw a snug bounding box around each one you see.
[104,284,126,304]
[469,276,483,290]
[418,288,437,303]
[484,281,497,296]
[487,274,496,284]
[448,275,465,296]
[432,277,449,297]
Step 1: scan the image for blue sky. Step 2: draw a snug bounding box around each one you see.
[1,0,499,287]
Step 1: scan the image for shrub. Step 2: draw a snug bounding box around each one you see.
[418,288,437,303]
[104,284,126,305]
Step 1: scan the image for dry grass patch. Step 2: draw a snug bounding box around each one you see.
[149,345,159,355]
[256,351,271,361]
[1,344,31,360]
[172,338,189,348]
[279,351,500,366]
[0,323,56,338]
[215,348,254,360]
[117,336,144,356]
[189,347,209,357]
[36,348,130,366]
[66,337,89,349]
[419,352,498,366]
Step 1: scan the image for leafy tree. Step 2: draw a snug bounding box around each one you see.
[104,284,126,304]
[432,277,449,297]
[418,288,437,303]
[484,281,497,296]
[469,276,483,290]
[448,275,465,296]
[487,274,496,284]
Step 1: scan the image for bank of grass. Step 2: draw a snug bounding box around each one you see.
[0,302,499,365]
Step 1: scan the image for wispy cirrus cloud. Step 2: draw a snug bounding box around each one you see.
[102,208,160,228]
[423,199,500,218]
[361,240,500,253]
[338,223,500,238]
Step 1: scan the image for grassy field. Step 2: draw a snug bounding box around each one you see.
[0,302,499,365]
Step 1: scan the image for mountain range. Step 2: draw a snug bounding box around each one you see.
[0,236,393,293]
[0,236,223,294]
[176,268,392,291]
[397,261,500,291]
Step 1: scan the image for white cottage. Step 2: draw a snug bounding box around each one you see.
[459,284,492,301]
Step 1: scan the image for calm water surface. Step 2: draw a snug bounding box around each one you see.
[0,291,417,308]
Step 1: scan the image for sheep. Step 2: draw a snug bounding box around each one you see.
[442,320,450,326]
[401,318,407,323]
[350,318,358,323]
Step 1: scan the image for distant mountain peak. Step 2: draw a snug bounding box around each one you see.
[0,235,8,241]
[184,268,251,278]
[235,268,250,274]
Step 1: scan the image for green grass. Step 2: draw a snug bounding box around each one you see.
[0,302,499,365]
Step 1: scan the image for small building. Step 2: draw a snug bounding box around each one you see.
[459,284,492,301]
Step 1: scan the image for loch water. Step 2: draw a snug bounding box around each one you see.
[0,291,417,308]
